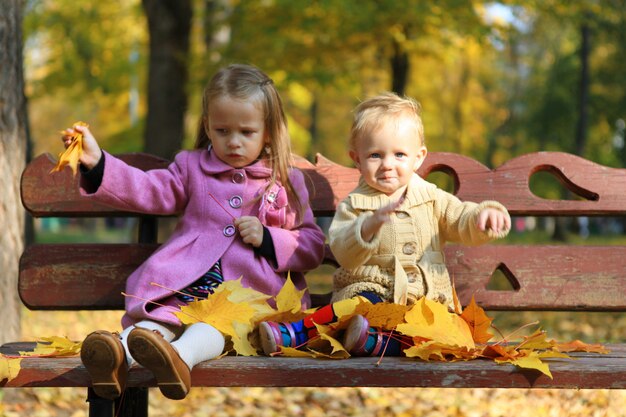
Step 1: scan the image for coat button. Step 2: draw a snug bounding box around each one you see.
[223,224,236,237]
[397,212,409,219]
[229,195,242,208]
[232,172,244,184]
[402,242,416,255]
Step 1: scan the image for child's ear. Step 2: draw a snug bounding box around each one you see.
[413,146,428,171]
[349,150,360,168]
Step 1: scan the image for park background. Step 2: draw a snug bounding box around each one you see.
[2,0,626,416]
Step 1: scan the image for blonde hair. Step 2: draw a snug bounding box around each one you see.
[194,64,303,220]
[349,92,425,151]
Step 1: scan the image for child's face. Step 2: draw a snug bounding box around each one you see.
[350,117,427,196]
[208,96,267,168]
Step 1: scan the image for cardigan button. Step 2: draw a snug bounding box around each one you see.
[397,212,409,219]
[229,195,243,208]
[402,242,416,255]
[232,172,244,184]
[223,224,236,237]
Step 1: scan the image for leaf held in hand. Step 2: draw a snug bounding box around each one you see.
[51,121,89,176]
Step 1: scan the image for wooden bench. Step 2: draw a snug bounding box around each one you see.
[2,151,625,417]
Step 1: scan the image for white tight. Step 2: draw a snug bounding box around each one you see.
[119,320,225,370]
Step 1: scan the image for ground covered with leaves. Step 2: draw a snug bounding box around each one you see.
[2,306,625,417]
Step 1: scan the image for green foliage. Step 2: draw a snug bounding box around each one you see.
[22,0,626,171]
[24,0,147,156]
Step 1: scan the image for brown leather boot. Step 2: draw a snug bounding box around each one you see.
[80,330,128,399]
[127,327,191,400]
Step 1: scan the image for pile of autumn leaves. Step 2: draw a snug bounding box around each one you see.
[174,277,605,378]
[0,277,609,384]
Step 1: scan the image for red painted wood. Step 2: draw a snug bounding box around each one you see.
[445,245,626,311]
[21,153,171,217]
[24,151,626,217]
[2,342,625,389]
[19,244,157,310]
[295,151,626,216]
[20,243,626,311]
[13,151,626,392]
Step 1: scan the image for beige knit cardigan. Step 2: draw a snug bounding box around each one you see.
[329,174,510,309]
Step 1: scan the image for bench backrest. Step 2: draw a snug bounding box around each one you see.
[19,152,626,312]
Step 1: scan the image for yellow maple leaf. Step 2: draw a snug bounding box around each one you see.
[311,322,351,359]
[553,340,610,354]
[174,286,257,337]
[255,274,309,324]
[51,121,88,176]
[219,278,272,306]
[19,336,81,357]
[480,343,519,361]
[496,350,553,379]
[397,298,475,349]
[354,301,410,329]
[460,295,494,344]
[275,272,307,314]
[331,297,361,320]
[404,341,447,361]
[516,329,554,350]
[276,346,317,357]
[231,321,258,356]
[405,340,478,361]
[0,355,22,383]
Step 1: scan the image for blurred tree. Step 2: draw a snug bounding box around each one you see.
[24,1,147,156]
[206,0,491,162]
[142,0,192,159]
[0,0,28,343]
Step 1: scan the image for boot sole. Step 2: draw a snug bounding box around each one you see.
[128,328,190,400]
[80,332,126,399]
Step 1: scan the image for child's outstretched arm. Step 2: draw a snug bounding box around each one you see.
[61,123,102,170]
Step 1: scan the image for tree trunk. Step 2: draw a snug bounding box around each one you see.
[142,0,192,159]
[0,0,27,344]
[390,38,409,96]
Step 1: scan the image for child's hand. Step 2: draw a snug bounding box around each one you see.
[360,197,404,242]
[235,216,264,248]
[61,123,102,170]
[476,208,511,234]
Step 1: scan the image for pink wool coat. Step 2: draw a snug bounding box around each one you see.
[81,149,326,328]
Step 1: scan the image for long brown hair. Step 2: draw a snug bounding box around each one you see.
[194,64,303,221]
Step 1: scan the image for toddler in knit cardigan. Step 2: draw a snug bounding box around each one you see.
[259,92,511,356]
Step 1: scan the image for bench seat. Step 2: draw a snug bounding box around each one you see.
[3,151,625,416]
[3,342,625,389]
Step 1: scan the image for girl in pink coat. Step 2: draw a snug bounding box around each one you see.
[63,64,325,400]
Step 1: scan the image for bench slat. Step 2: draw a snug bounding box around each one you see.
[298,151,626,216]
[24,152,626,217]
[2,342,625,389]
[21,153,170,217]
[19,244,158,310]
[20,244,626,311]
